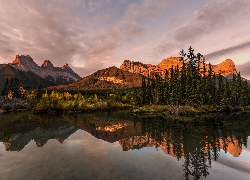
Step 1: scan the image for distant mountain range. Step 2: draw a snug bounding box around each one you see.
[47,56,239,90]
[0,55,81,90]
[0,55,241,91]
[9,55,81,84]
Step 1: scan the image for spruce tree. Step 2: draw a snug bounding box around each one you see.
[180,62,187,105]
[141,77,147,104]
[1,78,9,96]
[169,66,176,105]
[163,69,170,105]
[216,70,224,106]
[230,74,237,107]
[236,72,243,106]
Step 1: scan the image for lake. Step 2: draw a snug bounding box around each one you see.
[0,111,250,180]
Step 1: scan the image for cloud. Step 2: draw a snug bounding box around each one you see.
[236,61,250,80]
[204,42,250,61]
[174,23,206,42]
[125,0,172,21]
[0,0,85,65]
[148,0,250,62]
[174,0,250,42]
[0,0,148,77]
[150,42,184,59]
[140,0,173,20]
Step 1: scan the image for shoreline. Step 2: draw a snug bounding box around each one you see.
[1,104,250,116]
[130,105,250,116]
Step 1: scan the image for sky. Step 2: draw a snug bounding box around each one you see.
[0,0,250,79]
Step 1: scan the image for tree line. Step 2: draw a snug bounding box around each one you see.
[1,75,22,98]
[133,46,250,107]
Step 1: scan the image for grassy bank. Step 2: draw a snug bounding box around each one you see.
[1,90,249,115]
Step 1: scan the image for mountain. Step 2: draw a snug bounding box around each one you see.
[46,66,143,90]
[46,56,240,91]
[120,56,238,78]
[0,64,57,91]
[9,55,81,85]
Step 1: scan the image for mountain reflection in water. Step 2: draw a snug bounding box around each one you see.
[0,111,250,179]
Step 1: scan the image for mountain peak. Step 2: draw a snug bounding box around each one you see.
[11,55,36,66]
[222,59,234,65]
[63,63,70,69]
[213,59,237,76]
[41,60,54,67]
[9,55,39,72]
[158,57,186,70]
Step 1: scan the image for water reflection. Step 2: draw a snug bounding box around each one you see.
[0,113,78,151]
[0,111,250,179]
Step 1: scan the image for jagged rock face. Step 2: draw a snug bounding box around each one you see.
[63,63,70,69]
[120,60,163,78]
[11,55,40,72]
[120,57,238,79]
[158,56,187,70]
[41,60,54,68]
[213,59,237,77]
[9,55,81,85]
[120,57,188,78]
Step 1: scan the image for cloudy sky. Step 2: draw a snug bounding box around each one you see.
[0,0,250,78]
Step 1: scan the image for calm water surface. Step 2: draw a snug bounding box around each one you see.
[0,111,250,180]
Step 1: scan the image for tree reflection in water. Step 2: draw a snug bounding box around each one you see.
[183,152,210,180]
[1,111,250,179]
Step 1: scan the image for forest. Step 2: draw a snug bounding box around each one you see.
[1,47,250,114]
[133,46,250,108]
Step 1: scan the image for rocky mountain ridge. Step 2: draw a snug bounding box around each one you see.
[120,56,238,78]
[46,66,143,90]
[47,57,239,90]
[9,55,81,84]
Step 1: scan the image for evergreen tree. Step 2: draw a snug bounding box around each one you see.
[133,88,141,106]
[216,71,224,105]
[1,78,9,96]
[206,63,214,106]
[145,75,152,105]
[180,62,187,105]
[134,46,250,108]
[141,77,147,104]
[154,73,163,104]
[1,74,21,98]
[230,74,237,107]
[236,72,244,106]
[163,69,170,105]
[169,66,177,105]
